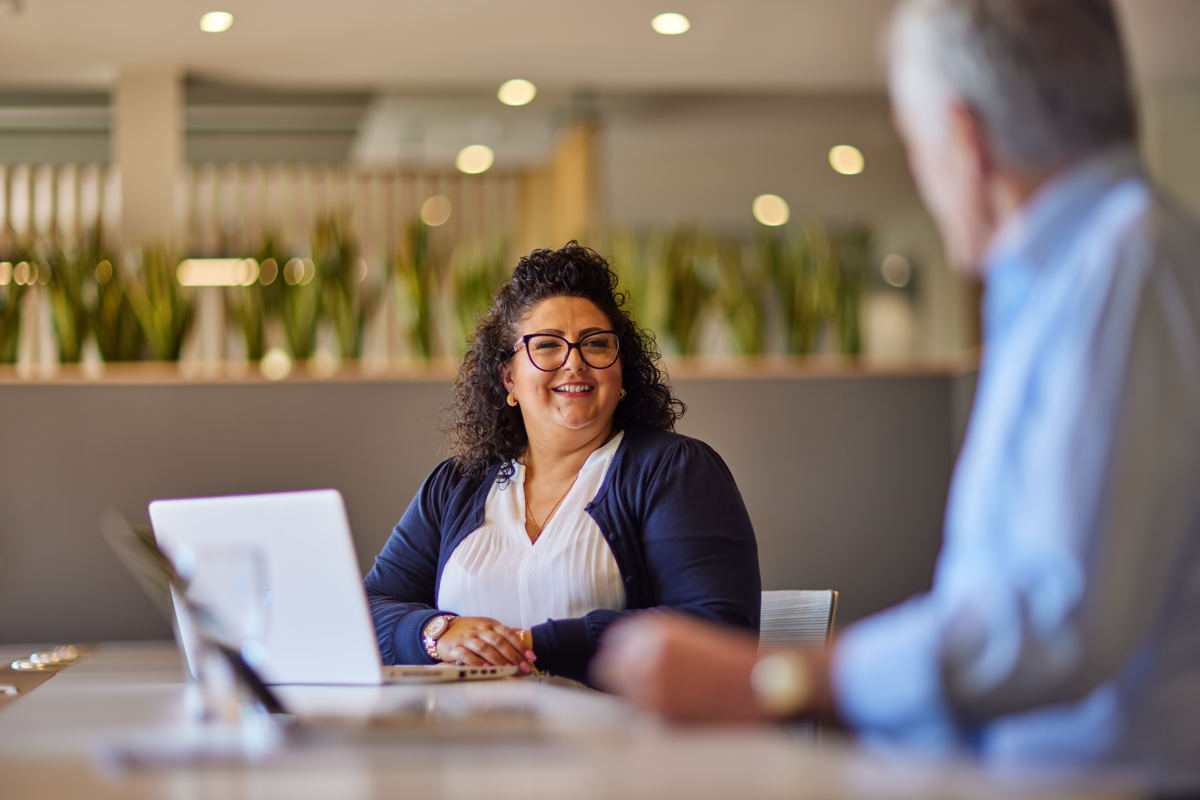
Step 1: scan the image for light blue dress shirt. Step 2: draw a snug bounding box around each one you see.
[832,147,1200,791]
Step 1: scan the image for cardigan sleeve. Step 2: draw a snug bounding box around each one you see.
[534,434,761,683]
[363,459,460,665]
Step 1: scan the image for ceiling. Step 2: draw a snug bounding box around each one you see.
[1,0,1198,93]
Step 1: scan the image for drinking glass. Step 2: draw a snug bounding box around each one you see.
[174,544,271,725]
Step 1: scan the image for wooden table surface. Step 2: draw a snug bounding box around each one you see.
[0,641,1140,800]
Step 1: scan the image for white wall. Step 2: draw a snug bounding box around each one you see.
[600,93,969,357]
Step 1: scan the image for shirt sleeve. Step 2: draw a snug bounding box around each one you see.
[363,460,458,665]
[537,435,761,683]
[636,436,762,628]
[832,224,1200,745]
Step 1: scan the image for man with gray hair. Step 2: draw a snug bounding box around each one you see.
[593,0,1200,792]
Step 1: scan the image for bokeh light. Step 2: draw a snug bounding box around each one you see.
[260,347,292,381]
[176,258,259,286]
[497,79,537,106]
[199,11,233,33]
[881,253,913,288]
[829,144,865,176]
[456,144,495,175]
[651,12,691,35]
[752,194,790,227]
[420,195,453,227]
[258,258,278,285]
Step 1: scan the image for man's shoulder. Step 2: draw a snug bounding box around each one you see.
[1092,178,1200,284]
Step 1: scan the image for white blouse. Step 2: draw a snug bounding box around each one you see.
[436,431,627,629]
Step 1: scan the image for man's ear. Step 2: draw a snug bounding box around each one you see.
[946,99,994,185]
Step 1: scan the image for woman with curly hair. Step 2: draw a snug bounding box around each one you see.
[364,242,759,684]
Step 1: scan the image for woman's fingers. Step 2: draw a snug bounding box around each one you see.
[464,635,514,666]
[448,643,486,666]
[439,617,534,668]
[480,628,527,665]
[465,627,526,666]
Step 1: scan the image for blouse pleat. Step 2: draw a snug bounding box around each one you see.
[437,432,627,628]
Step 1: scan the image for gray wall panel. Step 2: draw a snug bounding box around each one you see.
[0,373,955,644]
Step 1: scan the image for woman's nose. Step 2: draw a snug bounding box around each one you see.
[563,343,589,370]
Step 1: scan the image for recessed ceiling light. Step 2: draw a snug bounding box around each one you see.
[829,145,865,176]
[456,144,495,175]
[651,12,690,36]
[200,11,234,33]
[752,194,790,227]
[497,79,537,107]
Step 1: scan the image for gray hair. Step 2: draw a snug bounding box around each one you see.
[887,0,1137,172]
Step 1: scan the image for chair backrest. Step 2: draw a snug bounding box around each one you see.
[759,589,839,650]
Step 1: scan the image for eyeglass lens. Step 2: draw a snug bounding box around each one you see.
[525,333,619,371]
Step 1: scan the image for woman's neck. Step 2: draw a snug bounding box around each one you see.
[523,422,615,483]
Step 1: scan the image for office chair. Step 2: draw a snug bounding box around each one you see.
[758,589,839,649]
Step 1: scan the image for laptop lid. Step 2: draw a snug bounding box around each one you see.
[149,489,386,685]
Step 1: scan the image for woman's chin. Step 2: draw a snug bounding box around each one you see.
[547,410,613,435]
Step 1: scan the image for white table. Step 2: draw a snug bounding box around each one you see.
[0,642,1137,800]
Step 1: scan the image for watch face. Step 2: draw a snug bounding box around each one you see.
[425,615,450,639]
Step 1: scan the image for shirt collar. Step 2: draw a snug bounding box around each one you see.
[982,146,1144,340]
[986,145,1144,273]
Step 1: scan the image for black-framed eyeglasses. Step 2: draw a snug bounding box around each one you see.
[514,331,621,371]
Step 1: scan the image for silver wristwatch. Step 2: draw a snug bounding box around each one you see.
[422,614,457,661]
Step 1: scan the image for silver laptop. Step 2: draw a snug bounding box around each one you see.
[149,488,518,685]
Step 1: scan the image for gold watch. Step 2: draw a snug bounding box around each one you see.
[422,614,457,661]
[750,652,813,718]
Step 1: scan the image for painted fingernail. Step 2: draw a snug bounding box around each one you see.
[525,650,537,661]
[519,662,531,673]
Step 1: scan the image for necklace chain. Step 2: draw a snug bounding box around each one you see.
[520,429,616,542]
[524,471,580,541]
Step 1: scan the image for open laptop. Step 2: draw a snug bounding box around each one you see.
[149,488,519,685]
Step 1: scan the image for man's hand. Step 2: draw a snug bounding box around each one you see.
[591,612,766,721]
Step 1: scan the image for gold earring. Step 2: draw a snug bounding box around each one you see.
[619,389,627,401]
[507,392,519,407]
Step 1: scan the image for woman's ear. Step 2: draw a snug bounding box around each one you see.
[499,361,514,392]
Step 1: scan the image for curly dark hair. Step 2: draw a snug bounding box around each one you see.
[448,241,684,483]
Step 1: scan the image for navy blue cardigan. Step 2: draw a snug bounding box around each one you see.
[363,427,761,683]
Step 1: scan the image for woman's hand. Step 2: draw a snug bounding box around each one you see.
[437,617,536,671]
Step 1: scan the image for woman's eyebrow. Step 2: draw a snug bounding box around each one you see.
[526,327,609,336]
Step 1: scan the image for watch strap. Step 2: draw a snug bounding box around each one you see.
[422,614,457,661]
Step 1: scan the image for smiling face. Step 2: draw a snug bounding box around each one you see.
[500,295,623,450]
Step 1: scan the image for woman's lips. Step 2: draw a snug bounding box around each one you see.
[553,384,594,395]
